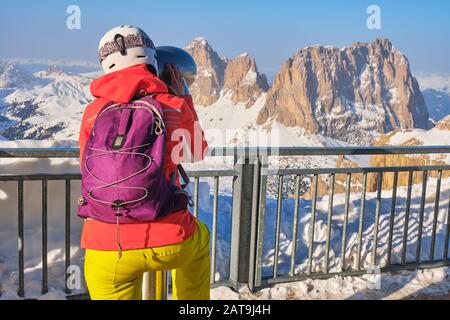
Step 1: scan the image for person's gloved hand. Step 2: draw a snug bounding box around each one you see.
[165,63,185,96]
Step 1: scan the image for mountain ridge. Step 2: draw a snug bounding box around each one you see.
[257,38,429,144]
[0,38,448,146]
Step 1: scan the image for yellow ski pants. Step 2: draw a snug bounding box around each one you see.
[84,219,210,300]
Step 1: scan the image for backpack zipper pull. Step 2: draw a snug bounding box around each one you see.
[154,117,164,136]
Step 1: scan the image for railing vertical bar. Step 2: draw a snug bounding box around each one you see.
[193,177,199,218]
[156,270,168,300]
[41,179,48,294]
[386,172,398,267]
[65,179,71,294]
[210,176,219,284]
[356,173,367,270]
[290,175,301,276]
[254,157,268,287]
[444,191,450,261]
[430,170,442,261]
[401,171,414,265]
[308,174,319,274]
[17,179,25,298]
[340,173,351,272]
[273,175,283,278]
[372,172,383,268]
[416,170,428,263]
[325,174,335,273]
[249,157,262,290]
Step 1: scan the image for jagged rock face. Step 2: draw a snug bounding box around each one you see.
[257,38,429,145]
[223,53,269,106]
[185,38,268,107]
[185,38,228,106]
[435,114,450,130]
[368,153,449,192]
[301,156,364,199]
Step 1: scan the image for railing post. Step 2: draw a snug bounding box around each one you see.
[229,156,257,290]
[142,270,168,300]
[142,272,156,300]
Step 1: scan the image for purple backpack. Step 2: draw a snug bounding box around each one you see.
[77,95,189,224]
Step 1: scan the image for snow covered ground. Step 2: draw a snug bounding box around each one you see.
[201,173,450,283]
[195,92,351,149]
[211,267,450,300]
[0,141,449,300]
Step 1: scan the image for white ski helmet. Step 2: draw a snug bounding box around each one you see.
[98,25,158,74]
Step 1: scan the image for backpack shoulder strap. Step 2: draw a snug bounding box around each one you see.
[177,164,190,189]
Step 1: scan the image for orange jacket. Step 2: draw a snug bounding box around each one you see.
[79,64,208,250]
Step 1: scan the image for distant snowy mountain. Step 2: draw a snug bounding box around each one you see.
[2,57,98,69]
[422,89,450,122]
[1,40,447,147]
[0,60,34,88]
[258,39,429,145]
[185,38,349,149]
[187,38,431,147]
[0,62,98,140]
[416,74,450,94]
[195,92,348,149]
[416,75,450,122]
[1,57,100,77]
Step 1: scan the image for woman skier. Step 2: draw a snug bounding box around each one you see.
[78,26,210,300]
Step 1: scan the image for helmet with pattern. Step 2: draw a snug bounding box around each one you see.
[98,25,157,75]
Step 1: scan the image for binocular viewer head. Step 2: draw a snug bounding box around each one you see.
[155,46,197,87]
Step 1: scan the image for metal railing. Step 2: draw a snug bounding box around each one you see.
[1,146,450,298]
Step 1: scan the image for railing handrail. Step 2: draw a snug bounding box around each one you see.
[1,145,450,158]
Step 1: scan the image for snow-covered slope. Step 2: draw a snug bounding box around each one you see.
[196,91,348,149]
[373,115,450,163]
[0,63,98,140]
[1,56,448,151]
[0,58,347,149]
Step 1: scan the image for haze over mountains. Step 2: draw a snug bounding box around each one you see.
[0,38,449,147]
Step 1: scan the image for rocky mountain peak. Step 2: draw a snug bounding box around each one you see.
[185,38,228,106]
[257,38,429,145]
[223,53,269,106]
[185,38,268,106]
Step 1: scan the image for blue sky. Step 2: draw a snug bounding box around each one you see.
[1,0,449,78]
